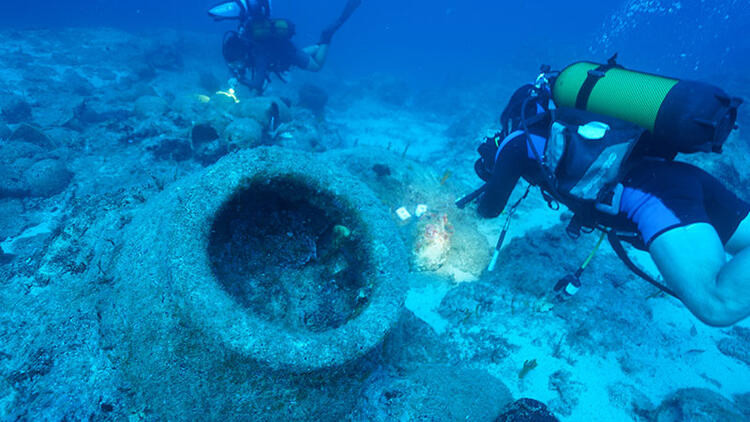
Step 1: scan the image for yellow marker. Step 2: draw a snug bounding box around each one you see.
[216,88,240,104]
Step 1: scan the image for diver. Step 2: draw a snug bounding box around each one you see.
[464,60,748,327]
[209,0,362,94]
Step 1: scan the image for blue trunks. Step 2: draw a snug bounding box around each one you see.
[620,159,750,248]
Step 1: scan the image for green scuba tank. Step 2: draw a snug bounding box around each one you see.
[552,60,742,154]
[249,18,295,41]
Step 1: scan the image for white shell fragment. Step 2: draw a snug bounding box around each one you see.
[396,207,412,221]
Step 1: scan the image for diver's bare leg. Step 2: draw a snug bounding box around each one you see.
[302,44,329,71]
[649,221,750,326]
[726,214,750,254]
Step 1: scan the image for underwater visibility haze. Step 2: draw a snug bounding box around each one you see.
[1,0,750,420]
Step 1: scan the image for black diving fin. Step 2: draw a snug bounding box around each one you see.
[319,0,362,44]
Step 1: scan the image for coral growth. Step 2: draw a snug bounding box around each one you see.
[413,212,454,271]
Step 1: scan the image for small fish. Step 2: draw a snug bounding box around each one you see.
[440,170,452,185]
[646,290,665,300]
[278,132,294,140]
[518,359,538,379]
[196,94,211,103]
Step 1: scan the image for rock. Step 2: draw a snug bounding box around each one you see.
[734,392,750,418]
[149,138,192,162]
[298,83,328,117]
[0,199,26,239]
[352,364,513,421]
[0,141,45,163]
[43,128,77,149]
[0,376,17,415]
[32,103,76,128]
[22,159,73,197]
[133,96,168,117]
[412,212,453,271]
[548,370,584,417]
[438,281,502,323]
[62,69,95,96]
[717,326,750,366]
[70,101,116,126]
[382,307,455,367]
[652,388,745,421]
[1,98,32,124]
[607,382,654,418]
[238,97,291,129]
[172,94,214,120]
[10,124,55,149]
[272,122,326,152]
[441,216,490,280]
[372,164,391,177]
[190,122,228,164]
[23,65,58,83]
[0,154,36,198]
[496,398,560,422]
[436,281,519,363]
[191,123,219,145]
[8,348,54,388]
[223,118,264,149]
[328,147,434,208]
[194,140,228,166]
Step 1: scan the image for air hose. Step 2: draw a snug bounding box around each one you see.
[553,231,606,298]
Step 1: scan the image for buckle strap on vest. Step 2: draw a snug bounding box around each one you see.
[575,54,624,110]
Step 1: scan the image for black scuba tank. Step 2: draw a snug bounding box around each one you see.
[552,61,743,154]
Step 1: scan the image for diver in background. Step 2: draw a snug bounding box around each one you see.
[209,0,362,94]
[468,69,749,328]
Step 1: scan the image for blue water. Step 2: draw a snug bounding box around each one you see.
[2,1,748,85]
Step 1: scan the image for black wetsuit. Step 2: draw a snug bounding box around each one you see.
[221,0,361,94]
[478,131,750,249]
[240,37,311,93]
[224,17,313,95]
